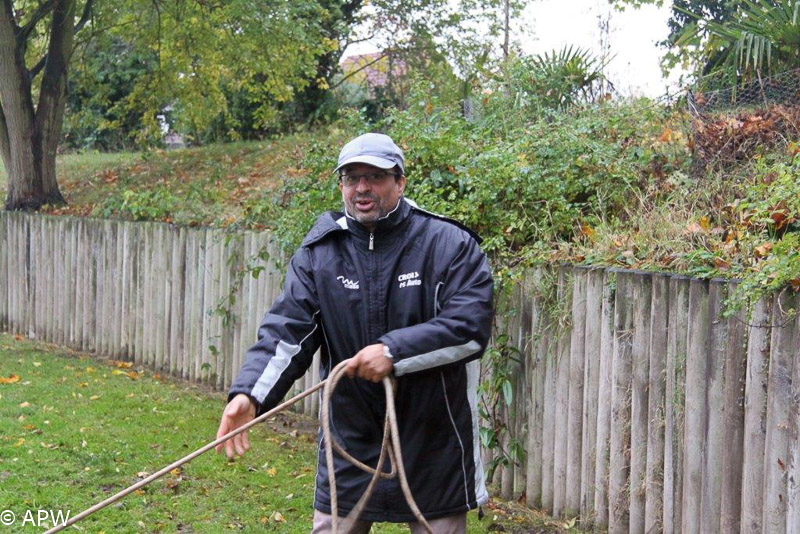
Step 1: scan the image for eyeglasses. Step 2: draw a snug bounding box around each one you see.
[339,172,398,187]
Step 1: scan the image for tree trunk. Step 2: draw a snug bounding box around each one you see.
[0,0,71,211]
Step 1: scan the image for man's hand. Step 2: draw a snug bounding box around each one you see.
[345,343,393,382]
[215,393,256,459]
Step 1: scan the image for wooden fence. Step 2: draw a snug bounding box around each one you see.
[492,266,800,533]
[2,211,799,532]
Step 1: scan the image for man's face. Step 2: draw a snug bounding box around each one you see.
[339,163,406,229]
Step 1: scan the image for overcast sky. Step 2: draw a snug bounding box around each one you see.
[343,0,686,98]
[518,0,684,96]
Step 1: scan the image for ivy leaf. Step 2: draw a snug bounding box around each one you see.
[502,379,513,406]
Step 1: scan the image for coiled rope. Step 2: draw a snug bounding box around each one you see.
[44,358,432,534]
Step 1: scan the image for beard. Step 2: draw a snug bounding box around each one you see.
[346,193,386,225]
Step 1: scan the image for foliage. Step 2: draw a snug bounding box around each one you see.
[677,0,800,82]
[500,47,607,111]
[62,36,160,151]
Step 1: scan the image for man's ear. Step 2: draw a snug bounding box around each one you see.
[397,175,406,194]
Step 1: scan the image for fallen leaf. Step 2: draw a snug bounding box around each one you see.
[14,334,23,341]
[18,401,30,408]
[32,362,41,367]
[754,242,773,259]
[170,468,181,477]
[89,395,100,401]
[15,438,25,447]
[110,360,133,369]
[267,467,277,477]
[0,374,21,384]
[273,512,285,523]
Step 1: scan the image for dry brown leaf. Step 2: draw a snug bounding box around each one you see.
[0,374,21,384]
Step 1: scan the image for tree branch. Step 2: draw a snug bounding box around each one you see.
[29,0,94,83]
[28,54,47,81]
[331,52,387,90]
[18,0,57,43]
[73,0,93,35]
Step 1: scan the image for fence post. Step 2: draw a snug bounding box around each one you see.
[740,295,771,532]
[580,268,604,520]
[644,273,669,532]
[565,266,587,517]
[609,269,633,532]
[629,273,652,533]
[700,280,728,533]
[552,266,573,517]
[593,269,615,528]
[718,282,748,532]
[762,290,797,531]
[681,278,710,533]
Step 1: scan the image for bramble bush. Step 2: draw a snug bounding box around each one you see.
[247,74,687,274]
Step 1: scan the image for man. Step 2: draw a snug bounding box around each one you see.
[216,133,493,533]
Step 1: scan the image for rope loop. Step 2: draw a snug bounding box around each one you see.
[321,359,432,534]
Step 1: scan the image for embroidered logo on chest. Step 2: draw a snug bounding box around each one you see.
[337,276,360,290]
[398,271,421,289]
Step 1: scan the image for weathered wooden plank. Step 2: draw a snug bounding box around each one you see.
[700,280,727,534]
[218,233,235,391]
[644,273,668,533]
[171,227,186,377]
[579,268,603,519]
[157,225,170,371]
[81,219,93,352]
[229,233,244,390]
[565,267,587,516]
[593,270,615,528]
[525,270,547,510]
[516,276,534,495]
[23,215,33,337]
[787,306,800,534]
[120,221,133,359]
[720,283,747,534]
[134,223,146,365]
[681,278,710,534]
[541,272,558,513]
[740,295,771,533]
[552,267,572,517]
[30,216,41,340]
[762,290,796,532]
[75,218,86,347]
[198,228,212,383]
[663,276,689,534]
[609,269,633,532]
[629,273,652,534]
[184,229,199,381]
[67,217,78,347]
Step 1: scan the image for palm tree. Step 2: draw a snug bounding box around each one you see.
[678,0,800,81]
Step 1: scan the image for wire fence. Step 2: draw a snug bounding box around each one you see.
[687,68,800,168]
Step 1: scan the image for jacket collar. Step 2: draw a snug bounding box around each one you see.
[300,197,410,248]
[343,196,410,239]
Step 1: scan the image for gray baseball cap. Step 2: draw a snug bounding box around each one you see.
[334,133,405,174]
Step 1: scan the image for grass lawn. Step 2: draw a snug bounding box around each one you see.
[0,333,564,533]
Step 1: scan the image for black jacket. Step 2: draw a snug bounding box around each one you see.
[228,197,494,522]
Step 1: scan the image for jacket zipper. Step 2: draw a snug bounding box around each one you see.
[369,232,374,251]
